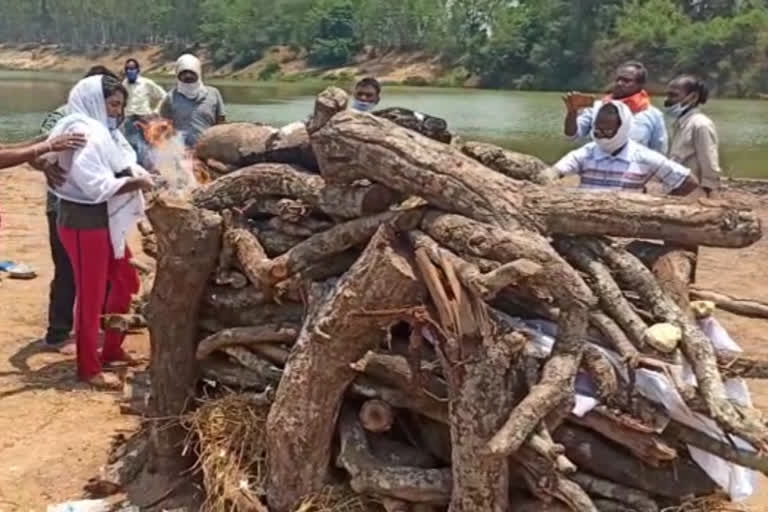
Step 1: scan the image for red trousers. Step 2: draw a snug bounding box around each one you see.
[58,226,139,380]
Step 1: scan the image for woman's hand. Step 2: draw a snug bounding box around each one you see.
[135,176,156,191]
[48,133,87,152]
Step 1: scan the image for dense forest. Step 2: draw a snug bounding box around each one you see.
[0,0,767,94]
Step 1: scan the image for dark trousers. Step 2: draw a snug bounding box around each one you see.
[46,211,76,345]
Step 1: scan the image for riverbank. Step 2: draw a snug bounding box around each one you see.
[0,43,465,87]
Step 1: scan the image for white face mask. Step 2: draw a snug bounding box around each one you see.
[595,134,627,155]
[351,99,377,112]
[177,81,202,99]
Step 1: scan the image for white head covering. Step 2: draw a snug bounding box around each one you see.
[592,100,633,155]
[175,54,206,100]
[47,74,147,259]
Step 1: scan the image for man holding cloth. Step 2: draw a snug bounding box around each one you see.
[563,61,667,153]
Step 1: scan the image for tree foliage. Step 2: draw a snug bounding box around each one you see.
[1,0,768,95]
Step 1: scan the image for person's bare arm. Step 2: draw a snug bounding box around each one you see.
[669,174,699,196]
[0,133,85,170]
[0,134,46,149]
[562,92,594,137]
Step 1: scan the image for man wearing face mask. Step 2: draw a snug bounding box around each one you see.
[665,75,721,198]
[563,61,667,153]
[159,54,226,147]
[122,58,166,166]
[350,77,381,112]
[554,101,698,195]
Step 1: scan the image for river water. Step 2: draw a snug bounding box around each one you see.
[1,70,766,178]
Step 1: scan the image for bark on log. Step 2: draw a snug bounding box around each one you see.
[243,197,313,223]
[570,473,658,512]
[369,437,439,469]
[665,421,768,474]
[581,345,618,400]
[266,226,425,512]
[307,86,348,135]
[717,350,768,379]
[194,122,276,168]
[554,425,717,499]
[193,163,395,219]
[584,238,768,451]
[420,211,594,310]
[199,302,304,330]
[651,249,695,310]
[252,225,307,257]
[199,357,276,390]
[146,197,222,474]
[203,285,273,311]
[488,306,589,456]
[195,325,298,360]
[312,111,761,247]
[267,216,333,237]
[336,407,452,505]
[460,140,558,185]
[101,314,147,332]
[221,209,272,292]
[556,239,647,350]
[259,209,423,285]
[567,412,677,467]
[690,288,768,319]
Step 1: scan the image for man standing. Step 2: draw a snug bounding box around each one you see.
[159,54,225,148]
[554,101,698,196]
[350,77,381,112]
[122,58,166,166]
[563,61,667,153]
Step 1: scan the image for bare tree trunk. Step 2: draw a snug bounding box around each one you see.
[265,226,425,512]
[146,197,222,474]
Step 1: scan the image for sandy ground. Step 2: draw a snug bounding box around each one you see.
[0,168,766,510]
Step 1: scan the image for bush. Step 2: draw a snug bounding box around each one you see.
[258,60,281,80]
[402,75,430,86]
[307,38,355,67]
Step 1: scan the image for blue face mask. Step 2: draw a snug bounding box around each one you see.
[125,69,139,83]
[664,102,687,119]
[107,117,121,130]
[351,99,376,112]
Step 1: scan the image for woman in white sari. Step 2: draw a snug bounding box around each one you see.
[47,75,154,389]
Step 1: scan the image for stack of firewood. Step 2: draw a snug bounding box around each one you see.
[138,86,768,512]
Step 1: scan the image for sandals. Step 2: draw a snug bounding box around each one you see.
[86,372,122,391]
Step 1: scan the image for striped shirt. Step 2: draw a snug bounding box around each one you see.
[554,141,690,193]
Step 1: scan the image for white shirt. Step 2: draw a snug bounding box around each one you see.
[123,76,167,117]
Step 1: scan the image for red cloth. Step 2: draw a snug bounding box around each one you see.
[603,90,651,114]
[58,226,139,379]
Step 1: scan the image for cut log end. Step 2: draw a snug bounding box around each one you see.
[360,399,395,433]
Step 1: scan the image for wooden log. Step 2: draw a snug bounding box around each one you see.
[221,209,272,293]
[267,216,333,237]
[199,357,276,390]
[146,196,222,474]
[350,350,447,401]
[266,121,319,171]
[222,346,284,383]
[413,251,523,512]
[460,140,558,185]
[360,399,395,433]
[584,238,768,451]
[665,421,768,474]
[717,350,768,379]
[556,239,647,349]
[420,211,595,310]
[193,163,395,219]
[408,229,543,300]
[691,287,768,319]
[581,345,618,400]
[265,226,426,511]
[369,436,439,469]
[203,285,273,310]
[571,473,658,512]
[589,312,640,366]
[199,302,304,330]
[567,412,677,468]
[488,306,590,457]
[194,122,277,168]
[651,249,695,310]
[307,86,348,135]
[336,407,452,505]
[252,225,307,257]
[259,209,423,285]
[243,197,313,223]
[374,107,453,143]
[312,111,762,247]
[554,425,717,500]
[101,313,146,333]
[195,325,299,360]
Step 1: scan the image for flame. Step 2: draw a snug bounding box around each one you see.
[137,117,203,194]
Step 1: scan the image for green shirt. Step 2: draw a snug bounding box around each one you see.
[41,105,69,214]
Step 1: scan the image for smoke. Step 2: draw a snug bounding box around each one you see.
[139,119,198,198]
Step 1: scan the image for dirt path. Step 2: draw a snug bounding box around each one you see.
[0,167,765,510]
